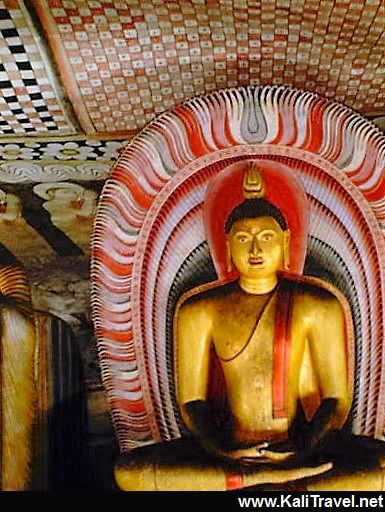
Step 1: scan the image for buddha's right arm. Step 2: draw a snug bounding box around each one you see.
[176,301,225,456]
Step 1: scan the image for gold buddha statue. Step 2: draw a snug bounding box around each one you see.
[115,161,385,491]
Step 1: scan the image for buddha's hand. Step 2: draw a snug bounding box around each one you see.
[225,441,295,466]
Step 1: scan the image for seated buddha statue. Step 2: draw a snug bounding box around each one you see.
[115,161,385,491]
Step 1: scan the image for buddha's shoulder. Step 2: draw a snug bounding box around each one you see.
[280,275,346,310]
[177,281,240,311]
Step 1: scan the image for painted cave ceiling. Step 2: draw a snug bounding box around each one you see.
[0,0,384,349]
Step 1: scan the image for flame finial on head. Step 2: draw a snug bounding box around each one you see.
[243,161,265,199]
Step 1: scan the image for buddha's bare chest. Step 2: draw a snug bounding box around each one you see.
[211,294,273,361]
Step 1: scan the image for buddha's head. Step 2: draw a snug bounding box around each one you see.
[204,159,308,280]
[225,165,290,281]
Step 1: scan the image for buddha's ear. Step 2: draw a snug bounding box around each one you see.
[283,229,291,271]
[225,239,233,273]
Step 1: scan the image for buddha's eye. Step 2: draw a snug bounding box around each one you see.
[235,234,250,243]
[260,232,274,242]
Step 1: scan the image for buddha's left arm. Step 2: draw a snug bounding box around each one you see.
[307,296,351,445]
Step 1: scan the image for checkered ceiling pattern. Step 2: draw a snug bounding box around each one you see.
[0,1,384,138]
[0,0,76,136]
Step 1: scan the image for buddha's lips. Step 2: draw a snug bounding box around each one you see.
[249,257,263,265]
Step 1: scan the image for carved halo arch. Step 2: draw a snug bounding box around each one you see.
[91,86,385,452]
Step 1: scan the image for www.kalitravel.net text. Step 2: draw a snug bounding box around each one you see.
[237,494,384,509]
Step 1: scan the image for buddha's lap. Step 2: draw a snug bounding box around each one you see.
[116,433,385,471]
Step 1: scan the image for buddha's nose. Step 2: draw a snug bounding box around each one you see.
[251,236,261,256]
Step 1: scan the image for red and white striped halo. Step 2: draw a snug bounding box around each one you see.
[91,86,385,452]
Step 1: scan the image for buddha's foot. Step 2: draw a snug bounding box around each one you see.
[115,460,333,491]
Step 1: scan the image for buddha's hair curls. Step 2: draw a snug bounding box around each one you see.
[225,199,288,233]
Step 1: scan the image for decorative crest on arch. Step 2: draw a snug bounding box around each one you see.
[243,161,265,200]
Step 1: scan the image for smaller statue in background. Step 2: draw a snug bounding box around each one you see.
[0,266,36,490]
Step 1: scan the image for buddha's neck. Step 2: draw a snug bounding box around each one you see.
[238,275,278,295]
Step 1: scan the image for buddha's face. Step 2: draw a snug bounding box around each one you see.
[228,216,286,280]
